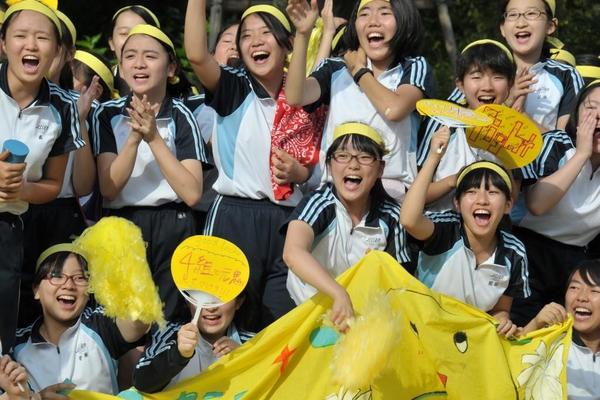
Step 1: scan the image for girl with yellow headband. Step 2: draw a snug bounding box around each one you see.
[283,122,410,332]
[93,24,206,323]
[0,0,83,355]
[185,0,326,330]
[402,130,530,338]
[108,5,161,97]
[500,0,583,130]
[509,80,600,326]
[286,0,433,202]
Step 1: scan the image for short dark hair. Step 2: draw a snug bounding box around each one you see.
[112,5,160,28]
[575,53,600,86]
[566,80,600,140]
[33,252,88,289]
[567,259,600,288]
[236,10,293,58]
[70,53,113,102]
[456,43,516,84]
[455,163,512,200]
[0,10,61,44]
[345,0,423,67]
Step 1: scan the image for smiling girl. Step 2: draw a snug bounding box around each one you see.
[401,129,530,337]
[500,0,583,130]
[93,24,206,322]
[185,0,325,329]
[283,122,410,331]
[285,0,433,202]
[0,0,82,354]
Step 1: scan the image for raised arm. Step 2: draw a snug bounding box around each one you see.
[184,0,221,92]
[311,0,335,71]
[285,0,323,106]
[400,127,449,240]
[283,219,353,330]
[525,111,595,216]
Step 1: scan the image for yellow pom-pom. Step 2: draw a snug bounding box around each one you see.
[331,290,402,390]
[74,217,165,327]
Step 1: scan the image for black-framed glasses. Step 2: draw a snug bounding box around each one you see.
[331,151,378,166]
[503,9,546,21]
[45,272,89,287]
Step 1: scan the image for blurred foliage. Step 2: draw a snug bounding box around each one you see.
[57,0,599,96]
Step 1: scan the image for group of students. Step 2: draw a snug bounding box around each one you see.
[0,0,598,398]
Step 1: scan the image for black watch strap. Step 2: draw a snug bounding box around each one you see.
[353,67,373,84]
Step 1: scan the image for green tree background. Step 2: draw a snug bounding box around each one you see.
[56,0,600,95]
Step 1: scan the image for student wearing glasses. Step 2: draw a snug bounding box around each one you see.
[282,122,411,332]
[12,244,149,396]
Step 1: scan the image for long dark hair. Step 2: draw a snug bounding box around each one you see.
[567,259,600,289]
[456,43,516,85]
[235,11,293,58]
[455,164,512,201]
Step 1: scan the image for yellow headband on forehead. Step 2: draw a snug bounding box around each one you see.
[577,66,600,81]
[456,161,513,193]
[462,39,514,63]
[586,79,600,89]
[36,243,87,272]
[74,50,114,93]
[112,5,160,28]
[333,122,387,151]
[127,24,175,55]
[55,10,76,42]
[241,5,291,33]
[4,0,62,38]
[359,0,390,11]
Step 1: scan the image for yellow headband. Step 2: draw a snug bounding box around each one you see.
[4,0,62,39]
[456,161,512,193]
[74,50,115,93]
[126,24,175,55]
[333,122,387,151]
[359,0,390,11]
[241,5,291,33]
[550,48,576,67]
[545,0,556,17]
[36,243,87,272]
[112,5,160,28]
[332,26,346,51]
[577,66,600,80]
[462,39,514,63]
[545,36,564,49]
[586,79,600,89]
[55,10,76,42]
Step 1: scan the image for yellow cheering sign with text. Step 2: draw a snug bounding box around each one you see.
[417,99,493,128]
[467,104,543,169]
[171,236,249,306]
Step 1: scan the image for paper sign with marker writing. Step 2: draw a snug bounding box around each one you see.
[466,105,543,169]
[171,236,249,306]
[416,99,493,128]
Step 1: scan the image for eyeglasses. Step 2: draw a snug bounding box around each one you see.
[503,9,546,21]
[331,151,378,166]
[45,272,89,287]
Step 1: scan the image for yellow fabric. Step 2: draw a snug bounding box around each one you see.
[586,79,600,89]
[545,0,556,17]
[6,0,57,8]
[358,0,390,11]
[69,251,572,400]
[112,5,160,28]
[550,48,576,67]
[55,9,75,42]
[127,24,175,55]
[4,0,61,38]
[546,36,565,49]
[74,50,115,93]
[241,5,291,33]
[577,65,600,80]
[333,122,386,148]
[36,243,86,271]
[305,18,323,75]
[332,26,346,51]
[462,39,514,63]
[457,161,513,192]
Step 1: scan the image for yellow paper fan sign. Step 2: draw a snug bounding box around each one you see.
[171,236,249,305]
[416,99,493,127]
[466,104,543,169]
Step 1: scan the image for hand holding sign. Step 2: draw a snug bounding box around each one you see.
[171,236,250,325]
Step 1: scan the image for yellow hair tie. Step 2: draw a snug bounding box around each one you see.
[550,48,576,67]
[55,10,76,43]
[241,5,291,33]
[358,0,390,11]
[462,39,514,63]
[4,0,62,39]
[332,26,346,51]
[577,65,600,80]
[112,5,160,28]
[456,161,512,193]
[36,243,87,272]
[127,24,175,55]
[545,0,556,17]
[74,50,115,93]
[333,122,387,152]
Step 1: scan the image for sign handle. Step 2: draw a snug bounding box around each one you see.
[192,306,202,326]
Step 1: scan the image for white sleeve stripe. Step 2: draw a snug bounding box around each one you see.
[173,101,207,162]
[297,188,335,225]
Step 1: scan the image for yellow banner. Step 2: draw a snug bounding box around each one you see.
[71,251,571,400]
